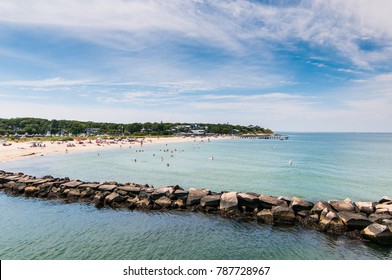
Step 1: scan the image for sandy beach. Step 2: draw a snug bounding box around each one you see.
[0,136,232,163]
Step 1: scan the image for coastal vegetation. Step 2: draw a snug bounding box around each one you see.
[0,118,273,138]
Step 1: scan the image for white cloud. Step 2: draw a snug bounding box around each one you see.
[0,77,92,87]
[1,0,392,68]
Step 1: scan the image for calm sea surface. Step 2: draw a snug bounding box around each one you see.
[1,133,391,259]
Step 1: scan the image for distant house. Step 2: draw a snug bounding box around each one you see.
[191,129,205,136]
[86,128,100,135]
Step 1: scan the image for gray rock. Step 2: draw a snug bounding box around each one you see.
[329,200,355,212]
[154,196,172,208]
[337,211,371,230]
[61,180,83,188]
[78,183,101,190]
[173,189,188,199]
[220,192,238,210]
[319,208,346,234]
[361,223,392,245]
[237,193,259,209]
[67,189,81,197]
[200,195,221,208]
[354,201,375,215]
[259,194,286,209]
[105,192,125,204]
[290,197,314,212]
[98,184,117,192]
[151,187,174,200]
[117,185,141,194]
[186,195,203,206]
[256,209,274,224]
[311,201,331,215]
[272,206,295,224]
[24,186,39,196]
[189,188,210,196]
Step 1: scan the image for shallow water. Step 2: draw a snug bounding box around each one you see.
[1,133,392,259]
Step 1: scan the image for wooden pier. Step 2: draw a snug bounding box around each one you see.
[237,134,289,140]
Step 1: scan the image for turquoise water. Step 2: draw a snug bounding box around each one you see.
[1,133,392,259]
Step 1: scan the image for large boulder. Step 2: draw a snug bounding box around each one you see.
[290,197,314,212]
[329,199,355,212]
[200,195,221,208]
[337,211,371,230]
[354,201,375,215]
[105,192,125,205]
[173,190,188,199]
[237,193,259,209]
[319,208,346,234]
[151,187,174,200]
[220,192,238,210]
[271,206,295,224]
[116,185,140,194]
[186,188,210,206]
[24,186,40,196]
[311,201,332,215]
[61,180,83,188]
[259,195,286,209]
[78,183,101,190]
[256,209,274,224]
[361,223,392,245]
[98,184,117,192]
[154,196,172,209]
[375,203,392,214]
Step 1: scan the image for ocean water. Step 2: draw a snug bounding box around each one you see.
[1,133,391,259]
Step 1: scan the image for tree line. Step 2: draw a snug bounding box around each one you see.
[0,117,273,137]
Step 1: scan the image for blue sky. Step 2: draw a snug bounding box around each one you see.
[1,0,392,132]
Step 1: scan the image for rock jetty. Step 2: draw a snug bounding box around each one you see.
[1,170,391,246]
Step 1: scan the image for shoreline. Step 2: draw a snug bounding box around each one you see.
[0,170,391,246]
[0,135,232,163]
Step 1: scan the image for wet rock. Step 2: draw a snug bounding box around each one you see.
[272,206,295,224]
[98,184,117,192]
[237,193,259,209]
[93,193,105,208]
[186,195,203,206]
[136,197,152,209]
[361,223,392,245]
[80,188,95,199]
[259,195,286,209]
[256,209,274,224]
[24,186,39,196]
[297,210,311,218]
[290,197,314,212]
[154,196,172,209]
[151,187,174,200]
[172,199,186,209]
[311,201,332,215]
[329,199,355,212]
[319,208,346,234]
[173,190,188,199]
[337,211,371,230]
[67,189,81,198]
[105,192,125,205]
[200,195,221,208]
[220,192,238,210]
[61,180,83,188]
[354,201,375,215]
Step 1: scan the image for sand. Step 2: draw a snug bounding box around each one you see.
[0,136,232,163]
